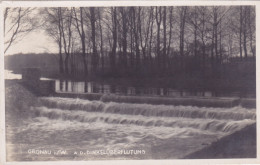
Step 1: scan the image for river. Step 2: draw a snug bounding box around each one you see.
[6,96,256,160]
[5,70,256,160]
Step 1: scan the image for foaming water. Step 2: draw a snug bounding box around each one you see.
[9,97,256,160]
[39,97,256,120]
[31,106,254,133]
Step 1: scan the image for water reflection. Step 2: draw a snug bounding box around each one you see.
[55,80,254,98]
[5,70,22,80]
[4,69,253,98]
[5,70,52,80]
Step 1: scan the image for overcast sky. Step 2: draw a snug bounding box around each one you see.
[5,30,58,56]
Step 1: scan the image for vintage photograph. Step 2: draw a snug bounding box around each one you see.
[2,1,257,162]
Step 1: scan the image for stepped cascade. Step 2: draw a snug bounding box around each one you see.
[32,97,256,135]
[8,96,256,159]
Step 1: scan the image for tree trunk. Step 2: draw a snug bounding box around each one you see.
[163,7,167,73]
[58,8,64,74]
[133,7,140,71]
[243,7,248,59]
[148,7,154,72]
[156,7,162,72]
[248,7,255,57]
[110,7,117,73]
[180,7,187,72]
[98,8,104,75]
[64,56,69,74]
[239,6,243,60]
[121,8,128,70]
[211,21,215,75]
[167,7,173,75]
[214,10,218,63]
[90,7,98,74]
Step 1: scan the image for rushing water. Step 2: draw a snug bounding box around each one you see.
[7,97,256,161]
[5,69,256,160]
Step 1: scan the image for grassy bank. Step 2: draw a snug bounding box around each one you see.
[5,80,39,127]
[184,123,256,159]
[5,80,40,161]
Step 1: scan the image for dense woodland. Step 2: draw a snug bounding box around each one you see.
[4,6,256,90]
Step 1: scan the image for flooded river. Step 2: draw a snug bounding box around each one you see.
[6,97,256,161]
[5,70,256,160]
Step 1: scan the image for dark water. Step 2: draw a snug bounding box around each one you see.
[55,80,255,98]
[5,70,255,98]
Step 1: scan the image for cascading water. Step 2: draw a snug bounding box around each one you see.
[13,97,256,160]
[39,97,256,121]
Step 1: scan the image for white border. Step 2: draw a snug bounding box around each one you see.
[0,2,6,165]
[1,1,260,7]
[0,1,259,165]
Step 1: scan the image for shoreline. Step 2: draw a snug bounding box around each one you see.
[184,123,256,159]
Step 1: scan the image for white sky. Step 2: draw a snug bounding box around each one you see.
[5,30,58,56]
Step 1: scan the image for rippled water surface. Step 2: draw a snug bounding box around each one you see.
[6,97,256,161]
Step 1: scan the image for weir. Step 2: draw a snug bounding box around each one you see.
[24,96,255,159]
[38,97,256,121]
[52,92,255,108]
[13,82,256,159]
[31,97,256,135]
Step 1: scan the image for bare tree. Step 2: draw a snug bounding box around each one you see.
[4,7,38,54]
[97,8,105,74]
[42,7,64,74]
[248,6,255,57]
[60,8,73,75]
[89,7,99,74]
[243,6,248,58]
[162,7,167,73]
[39,6,255,79]
[119,7,129,71]
[110,7,118,73]
[138,7,152,71]
[179,7,187,71]
[73,7,88,76]
[148,7,155,68]
[132,7,141,71]
[155,7,162,70]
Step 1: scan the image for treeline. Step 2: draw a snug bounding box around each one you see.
[41,6,255,78]
[4,53,59,74]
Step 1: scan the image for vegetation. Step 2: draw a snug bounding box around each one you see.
[4,6,256,91]
[39,6,255,78]
[4,8,39,53]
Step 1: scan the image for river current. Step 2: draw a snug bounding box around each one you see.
[6,97,256,160]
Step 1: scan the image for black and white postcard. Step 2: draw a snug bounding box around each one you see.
[0,1,259,164]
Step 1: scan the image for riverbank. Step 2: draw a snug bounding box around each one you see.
[5,80,38,127]
[184,123,256,158]
[5,80,40,161]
